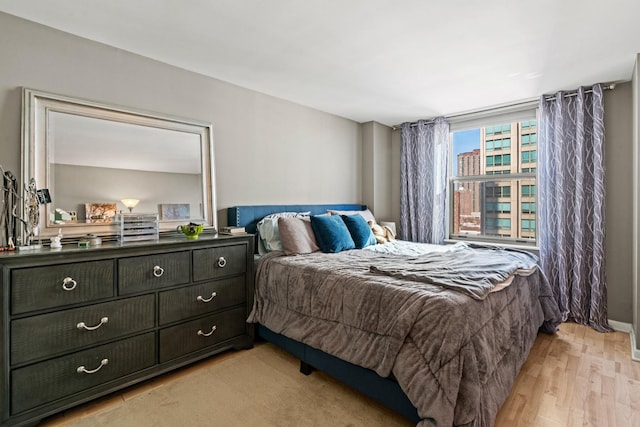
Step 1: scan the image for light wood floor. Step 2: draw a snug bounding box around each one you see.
[41,322,640,426]
[495,322,640,427]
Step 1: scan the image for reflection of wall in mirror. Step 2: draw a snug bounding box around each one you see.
[52,164,203,224]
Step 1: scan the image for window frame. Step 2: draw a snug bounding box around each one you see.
[447,106,539,249]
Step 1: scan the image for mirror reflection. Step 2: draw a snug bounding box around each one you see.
[50,111,203,224]
[22,89,216,238]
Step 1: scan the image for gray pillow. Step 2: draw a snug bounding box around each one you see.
[278,216,319,255]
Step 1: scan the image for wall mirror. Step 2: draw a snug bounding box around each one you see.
[21,88,217,240]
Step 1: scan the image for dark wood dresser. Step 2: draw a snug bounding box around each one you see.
[0,234,254,426]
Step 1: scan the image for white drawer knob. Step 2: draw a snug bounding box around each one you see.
[62,277,77,291]
[153,265,164,277]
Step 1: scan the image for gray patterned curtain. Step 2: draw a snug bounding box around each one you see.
[400,117,449,243]
[538,84,612,332]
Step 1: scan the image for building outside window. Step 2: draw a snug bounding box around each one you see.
[450,114,537,245]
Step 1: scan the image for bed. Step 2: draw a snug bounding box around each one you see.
[227,204,561,427]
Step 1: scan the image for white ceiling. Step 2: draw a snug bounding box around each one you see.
[1,0,639,126]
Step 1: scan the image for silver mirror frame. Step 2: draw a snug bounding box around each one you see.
[21,88,217,241]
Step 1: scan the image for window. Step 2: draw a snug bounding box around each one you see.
[486,138,511,151]
[521,219,536,232]
[485,124,511,136]
[450,113,538,245]
[486,202,511,213]
[522,184,536,197]
[486,154,511,167]
[521,150,537,163]
[521,202,536,213]
[486,218,512,229]
[486,186,511,198]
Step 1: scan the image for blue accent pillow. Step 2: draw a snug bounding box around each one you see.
[310,215,355,253]
[341,214,377,249]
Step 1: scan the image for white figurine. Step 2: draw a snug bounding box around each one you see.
[50,236,62,249]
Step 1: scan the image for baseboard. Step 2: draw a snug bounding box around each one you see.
[608,319,640,362]
[632,333,640,362]
[608,319,633,333]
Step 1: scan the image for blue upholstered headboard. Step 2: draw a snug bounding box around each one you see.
[227,204,367,234]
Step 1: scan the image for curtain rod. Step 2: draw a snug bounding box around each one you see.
[392,82,617,130]
[542,82,616,102]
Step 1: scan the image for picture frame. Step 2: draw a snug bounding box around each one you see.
[36,188,51,204]
[159,203,190,220]
[85,202,117,223]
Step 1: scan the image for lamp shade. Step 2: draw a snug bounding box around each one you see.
[121,198,140,212]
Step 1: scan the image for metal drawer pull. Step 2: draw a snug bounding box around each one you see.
[196,292,217,303]
[77,358,109,374]
[153,265,164,277]
[197,325,217,337]
[62,277,77,291]
[217,257,226,268]
[77,316,109,331]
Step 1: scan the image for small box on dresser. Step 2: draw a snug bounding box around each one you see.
[0,234,254,427]
[118,213,159,242]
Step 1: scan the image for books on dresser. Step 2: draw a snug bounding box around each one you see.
[219,226,246,235]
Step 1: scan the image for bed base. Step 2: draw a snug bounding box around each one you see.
[257,324,420,423]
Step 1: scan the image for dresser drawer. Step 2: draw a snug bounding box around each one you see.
[11,260,114,315]
[11,332,155,414]
[118,251,190,295]
[11,295,155,365]
[158,276,245,325]
[159,307,246,362]
[193,244,246,282]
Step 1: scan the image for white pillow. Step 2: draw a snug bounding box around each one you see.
[327,208,376,223]
[256,212,310,254]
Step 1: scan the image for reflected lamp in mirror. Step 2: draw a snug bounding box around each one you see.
[121,198,140,213]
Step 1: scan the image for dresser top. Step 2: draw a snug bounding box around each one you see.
[0,234,252,261]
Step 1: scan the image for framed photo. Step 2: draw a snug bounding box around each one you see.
[36,188,51,204]
[159,203,190,220]
[85,202,117,223]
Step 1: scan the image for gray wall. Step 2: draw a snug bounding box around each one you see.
[361,121,393,222]
[0,12,362,228]
[604,82,634,324]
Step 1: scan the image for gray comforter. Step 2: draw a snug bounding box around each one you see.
[369,243,540,300]
[248,244,561,427]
